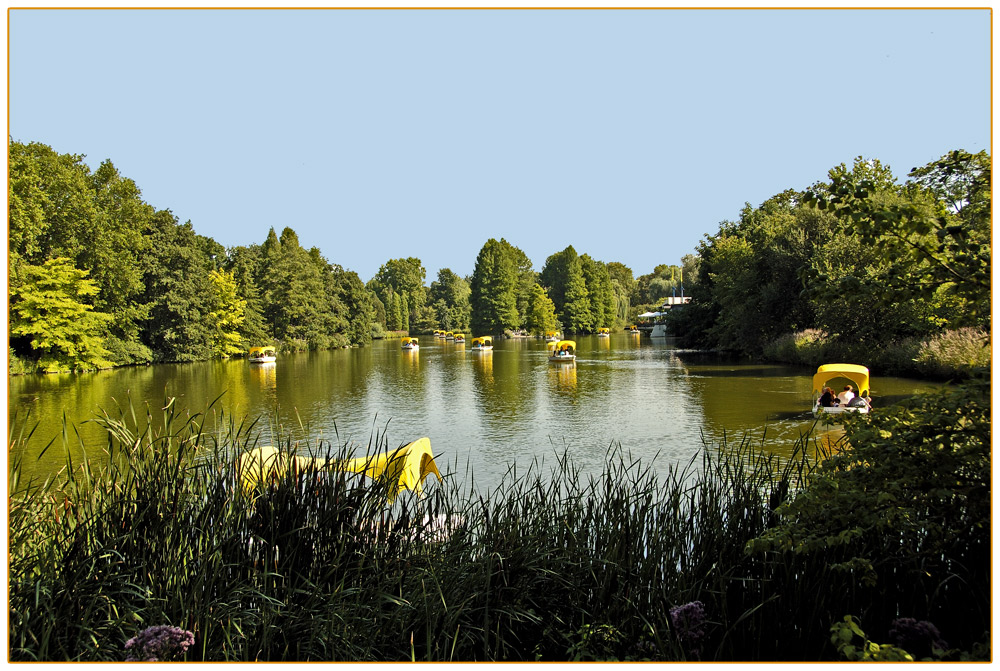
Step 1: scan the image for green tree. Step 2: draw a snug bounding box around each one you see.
[429,268,471,331]
[561,252,593,334]
[9,257,113,372]
[331,265,377,345]
[207,269,247,357]
[804,154,990,322]
[498,240,535,328]
[223,245,271,347]
[371,258,427,328]
[260,227,329,347]
[470,238,519,334]
[139,211,214,362]
[524,283,559,335]
[580,254,616,329]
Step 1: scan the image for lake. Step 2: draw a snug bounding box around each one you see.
[8,335,942,493]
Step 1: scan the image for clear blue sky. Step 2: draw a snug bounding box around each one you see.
[8,7,991,283]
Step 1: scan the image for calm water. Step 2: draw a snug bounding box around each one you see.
[9,336,942,492]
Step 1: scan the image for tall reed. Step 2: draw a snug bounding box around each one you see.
[8,396,986,661]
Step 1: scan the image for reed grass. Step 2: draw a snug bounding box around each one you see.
[7,396,987,661]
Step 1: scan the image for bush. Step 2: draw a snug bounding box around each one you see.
[914,327,990,378]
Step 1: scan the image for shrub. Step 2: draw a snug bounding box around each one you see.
[914,327,990,378]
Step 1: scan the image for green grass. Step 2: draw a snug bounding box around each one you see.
[8,392,990,661]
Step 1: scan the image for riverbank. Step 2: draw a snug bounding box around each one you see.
[9,378,989,662]
[757,327,990,382]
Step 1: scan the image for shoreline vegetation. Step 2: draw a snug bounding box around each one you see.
[8,142,990,660]
[9,140,990,382]
[9,379,989,662]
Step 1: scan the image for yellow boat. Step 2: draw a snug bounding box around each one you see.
[445,331,455,341]
[433,329,443,338]
[627,325,640,334]
[238,437,442,504]
[547,339,576,362]
[470,336,493,352]
[597,328,610,337]
[544,332,559,342]
[453,333,466,344]
[248,346,276,363]
[812,363,871,416]
[401,337,419,351]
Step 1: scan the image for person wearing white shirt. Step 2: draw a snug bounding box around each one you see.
[837,385,855,405]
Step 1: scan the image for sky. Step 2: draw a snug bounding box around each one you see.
[6,5,992,284]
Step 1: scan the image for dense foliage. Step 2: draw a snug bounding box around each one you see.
[9,139,988,378]
[670,151,990,376]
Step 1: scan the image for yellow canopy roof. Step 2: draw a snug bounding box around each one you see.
[238,437,442,504]
[548,340,576,350]
[249,346,276,355]
[471,336,493,345]
[453,333,464,338]
[598,328,610,333]
[402,337,418,344]
[812,363,870,396]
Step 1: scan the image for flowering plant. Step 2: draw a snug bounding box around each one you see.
[124,625,195,662]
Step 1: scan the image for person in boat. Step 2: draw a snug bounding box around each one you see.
[819,386,837,407]
[848,394,870,409]
[837,385,855,405]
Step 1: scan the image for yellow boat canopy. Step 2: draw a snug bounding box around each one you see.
[812,363,870,397]
[598,328,610,334]
[545,332,558,337]
[238,438,442,504]
[471,336,493,346]
[453,333,465,339]
[249,346,276,356]
[402,337,418,345]
[548,340,576,351]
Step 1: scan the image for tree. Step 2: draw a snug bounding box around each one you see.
[331,265,377,345]
[581,254,615,329]
[207,269,247,357]
[803,154,990,322]
[224,244,271,347]
[371,258,427,328]
[498,240,535,328]
[140,211,214,362]
[9,257,113,372]
[524,283,559,335]
[429,268,471,331]
[560,252,593,334]
[470,239,520,334]
[260,227,329,347]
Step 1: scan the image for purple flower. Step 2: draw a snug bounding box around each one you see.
[669,601,707,660]
[888,617,948,659]
[124,625,195,662]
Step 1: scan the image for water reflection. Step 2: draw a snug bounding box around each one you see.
[10,336,944,493]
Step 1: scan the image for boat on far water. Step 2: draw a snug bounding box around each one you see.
[453,333,466,344]
[445,331,455,341]
[470,336,493,352]
[248,346,277,363]
[547,340,576,362]
[401,337,419,351]
[544,332,559,342]
[597,328,610,338]
[812,363,871,416]
[627,325,640,334]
